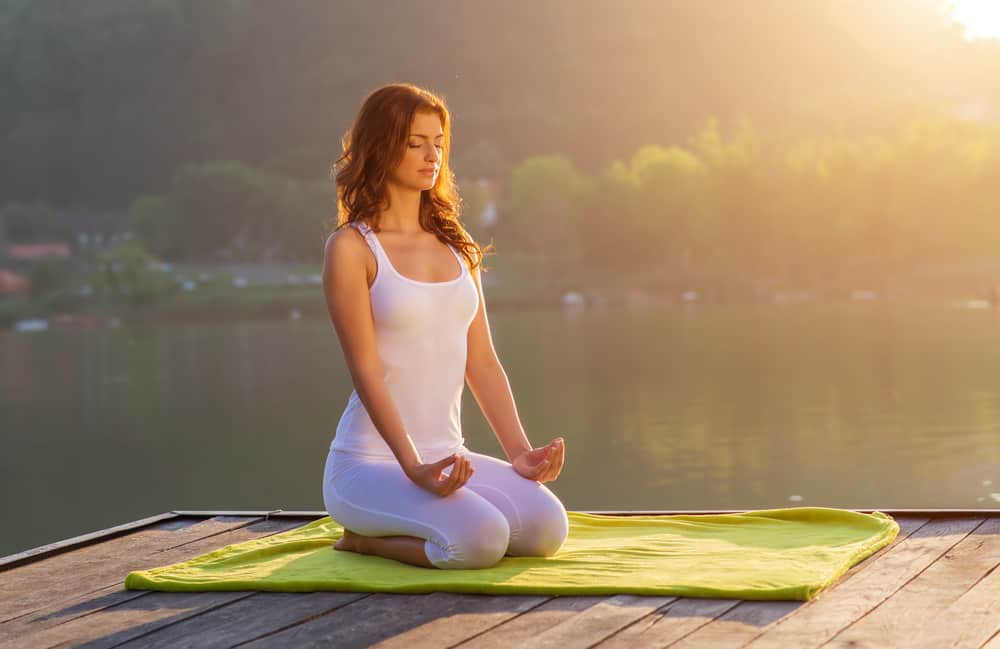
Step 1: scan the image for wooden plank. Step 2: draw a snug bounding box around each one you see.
[514,595,676,649]
[0,516,259,624]
[825,517,1000,648]
[597,597,753,649]
[107,593,550,649]
[0,517,301,646]
[3,591,256,649]
[455,597,623,649]
[364,593,549,649]
[740,516,984,649]
[0,512,180,571]
[233,592,549,649]
[909,554,1000,649]
[171,510,325,517]
[108,592,370,649]
[651,515,928,649]
[13,591,366,649]
[2,510,987,649]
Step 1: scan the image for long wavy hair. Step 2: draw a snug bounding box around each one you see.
[329,83,493,272]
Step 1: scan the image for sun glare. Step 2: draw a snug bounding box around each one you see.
[949,0,1000,40]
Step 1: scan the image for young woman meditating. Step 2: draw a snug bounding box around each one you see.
[321,83,568,569]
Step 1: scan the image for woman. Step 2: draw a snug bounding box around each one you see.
[321,83,568,569]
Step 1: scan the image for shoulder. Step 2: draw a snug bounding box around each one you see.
[325,223,366,255]
[323,224,371,272]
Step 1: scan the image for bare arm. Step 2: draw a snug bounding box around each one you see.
[463,261,533,463]
[321,227,424,472]
[464,254,564,483]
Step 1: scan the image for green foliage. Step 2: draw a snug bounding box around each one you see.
[90,239,175,306]
[502,155,592,262]
[159,161,331,261]
[129,195,172,257]
[503,113,1000,289]
[278,178,336,260]
[0,201,72,243]
[2,1,992,210]
[2,1,999,292]
[27,258,72,299]
[596,144,709,272]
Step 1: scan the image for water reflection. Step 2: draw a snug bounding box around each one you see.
[1,302,998,555]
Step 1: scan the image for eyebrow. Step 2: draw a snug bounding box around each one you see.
[410,134,444,139]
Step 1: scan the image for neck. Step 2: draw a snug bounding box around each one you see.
[379,183,424,234]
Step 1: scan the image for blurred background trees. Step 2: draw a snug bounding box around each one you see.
[1,0,998,294]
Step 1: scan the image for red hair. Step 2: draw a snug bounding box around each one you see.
[330,83,493,271]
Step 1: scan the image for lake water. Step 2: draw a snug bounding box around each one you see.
[2,301,998,555]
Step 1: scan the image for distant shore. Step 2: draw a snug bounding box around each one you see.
[3,259,999,331]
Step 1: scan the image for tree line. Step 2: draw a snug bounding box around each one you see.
[2,0,999,301]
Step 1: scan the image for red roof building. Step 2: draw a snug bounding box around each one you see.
[0,269,30,295]
[8,243,72,260]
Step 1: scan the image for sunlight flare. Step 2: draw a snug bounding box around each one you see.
[950,0,1000,40]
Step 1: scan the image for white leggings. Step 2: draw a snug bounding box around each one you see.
[322,447,569,569]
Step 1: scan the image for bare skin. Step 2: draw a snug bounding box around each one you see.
[328,110,566,568]
[335,530,435,568]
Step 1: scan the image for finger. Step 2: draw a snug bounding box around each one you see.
[546,457,562,482]
[438,474,457,497]
[450,457,466,489]
[550,442,565,478]
[535,457,552,482]
[446,460,463,488]
[542,445,562,481]
[436,465,458,495]
[450,457,470,490]
[538,446,557,475]
[435,454,458,469]
[531,446,553,467]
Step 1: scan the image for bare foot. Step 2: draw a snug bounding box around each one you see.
[335,529,362,553]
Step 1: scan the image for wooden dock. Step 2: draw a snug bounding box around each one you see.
[1,509,997,648]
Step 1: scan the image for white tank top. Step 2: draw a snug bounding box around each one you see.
[331,220,480,461]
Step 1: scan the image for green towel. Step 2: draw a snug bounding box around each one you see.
[125,507,898,601]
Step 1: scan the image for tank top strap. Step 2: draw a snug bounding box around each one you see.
[352,220,468,277]
[350,221,381,259]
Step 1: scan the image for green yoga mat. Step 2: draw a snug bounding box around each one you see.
[125,507,898,601]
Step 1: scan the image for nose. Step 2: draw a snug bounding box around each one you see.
[425,144,439,162]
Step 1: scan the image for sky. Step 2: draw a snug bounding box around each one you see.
[950,0,1000,39]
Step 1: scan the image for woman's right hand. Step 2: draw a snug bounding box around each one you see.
[404,453,474,497]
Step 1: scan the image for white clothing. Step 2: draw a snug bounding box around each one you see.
[323,448,569,569]
[323,220,568,569]
[331,220,478,460]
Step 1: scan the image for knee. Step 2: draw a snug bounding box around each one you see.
[509,493,569,557]
[434,511,510,570]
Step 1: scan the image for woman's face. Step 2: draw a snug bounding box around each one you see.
[389,110,443,192]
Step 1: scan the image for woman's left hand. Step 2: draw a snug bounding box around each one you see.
[512,437,565,483]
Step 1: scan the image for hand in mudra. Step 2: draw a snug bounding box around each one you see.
[406,453,474,497]
[512,437,565,483]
